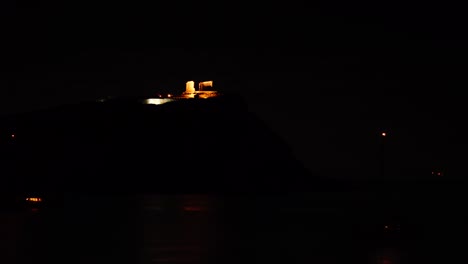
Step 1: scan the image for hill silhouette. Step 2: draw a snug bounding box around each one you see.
[0,93,312,195]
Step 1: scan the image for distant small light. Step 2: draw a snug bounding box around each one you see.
[384,225,389,229]
[432,171,434,175]
[437,172,441,176]
[381,132,386,137]
[167,94,172,98]
[11,134,15,138]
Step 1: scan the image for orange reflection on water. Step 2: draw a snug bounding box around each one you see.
[142,195,217,264]
[181,195,212,213]
[374,247,400,264]
[376,257,394,264]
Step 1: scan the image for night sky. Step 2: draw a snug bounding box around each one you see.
[1,1,466,179]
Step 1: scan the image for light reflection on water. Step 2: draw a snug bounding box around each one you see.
[0,194,440,264]
[139,195,219,264]
[372,247,400,264]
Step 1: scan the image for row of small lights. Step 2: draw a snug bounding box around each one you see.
[155,94,171,98]
[26,197,42,202]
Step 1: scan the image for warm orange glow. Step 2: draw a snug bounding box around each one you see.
[26,197,42,202]
[147,80,220,103]
[199,81,213,90]
[186,81,195,93]
[381,132,386,137]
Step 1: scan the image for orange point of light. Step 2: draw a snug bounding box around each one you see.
[381,132,386,137]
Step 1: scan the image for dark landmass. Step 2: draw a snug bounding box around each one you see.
[0,93,311,195]
[0,93,465,264]
[0,92,464,202]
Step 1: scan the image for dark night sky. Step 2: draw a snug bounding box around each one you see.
[1,1,467,179]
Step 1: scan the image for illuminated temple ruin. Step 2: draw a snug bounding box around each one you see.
[144,80,219,105]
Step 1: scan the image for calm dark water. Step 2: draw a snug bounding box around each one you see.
[0,193,464,264]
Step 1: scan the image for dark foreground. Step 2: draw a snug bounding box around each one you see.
[0,95,464,263]
[1,185,465,264]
